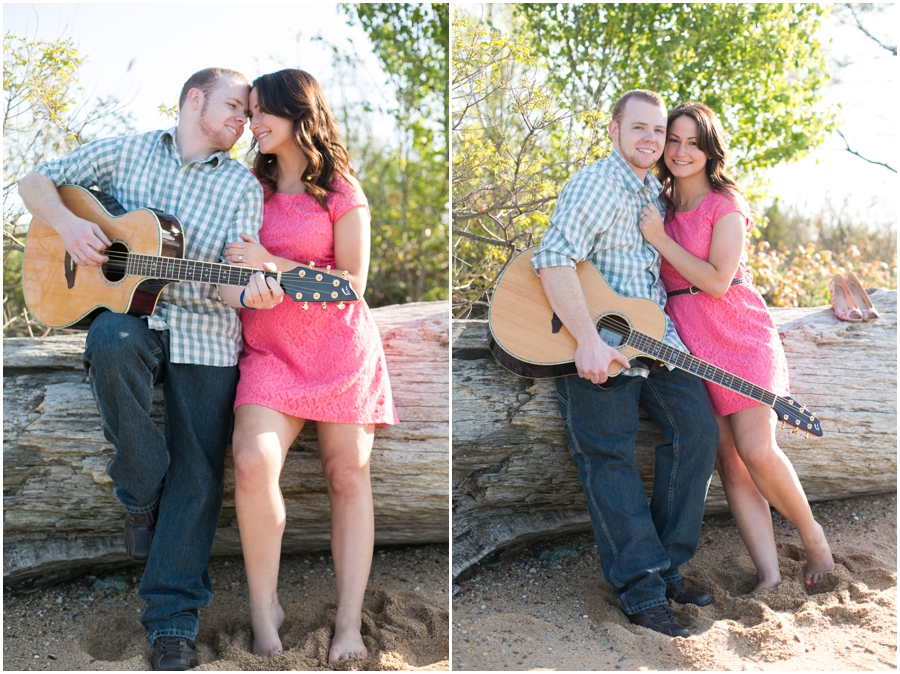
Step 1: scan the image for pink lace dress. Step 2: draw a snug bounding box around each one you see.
[234,175,397,425]
[659,190,789,417]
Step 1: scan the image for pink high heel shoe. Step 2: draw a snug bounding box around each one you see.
[829,274,863,322]
[845,271,880,321]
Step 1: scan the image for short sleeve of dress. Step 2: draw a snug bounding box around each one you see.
[326,174,369,225]
[712,189,754,233]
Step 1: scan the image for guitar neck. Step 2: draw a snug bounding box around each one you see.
[626,330,778,407]
[127,253,274,288]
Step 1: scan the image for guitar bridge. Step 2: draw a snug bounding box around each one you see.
[64,252,77,289]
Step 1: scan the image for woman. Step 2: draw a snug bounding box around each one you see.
[225,69,397,661]
[638,102,833,591]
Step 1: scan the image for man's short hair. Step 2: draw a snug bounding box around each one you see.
[611,90,666,126]
[178,68,249,109]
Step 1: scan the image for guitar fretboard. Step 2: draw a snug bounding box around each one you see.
[126,254,270,288]
[625,330,778,407]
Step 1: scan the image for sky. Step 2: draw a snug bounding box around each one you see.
[4,2,396,144]
[763,5,897,227]
[6,3,897,227]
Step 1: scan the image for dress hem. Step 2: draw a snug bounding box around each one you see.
[234,400,398,426]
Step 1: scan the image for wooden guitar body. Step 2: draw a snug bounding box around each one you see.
[489,246,666,379]
[23,185,183,329]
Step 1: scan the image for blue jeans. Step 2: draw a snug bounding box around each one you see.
[82,312,238,643]
[556,367,718,615]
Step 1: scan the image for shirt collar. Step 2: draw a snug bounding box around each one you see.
[609,148,662,196]
[160,127,229,168]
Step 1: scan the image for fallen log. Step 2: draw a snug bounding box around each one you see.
[452,290,897,579]
[4,301,450,586]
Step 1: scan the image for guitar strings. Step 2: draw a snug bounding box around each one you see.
[598,313,781,408]
[95,251,354,298]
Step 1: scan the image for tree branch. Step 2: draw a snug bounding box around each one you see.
[452,228,512,246]
[842,4,897,56]
[837,129,897,173]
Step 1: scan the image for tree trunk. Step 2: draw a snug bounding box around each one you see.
[452,290,896,579]
[3,301,449,587]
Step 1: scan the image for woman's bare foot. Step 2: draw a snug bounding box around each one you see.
[803,523,835,585]
[752,574,782,592]
[328,622,367,664]
[250,599,285,657]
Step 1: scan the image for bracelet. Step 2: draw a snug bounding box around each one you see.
[239,288,257,310]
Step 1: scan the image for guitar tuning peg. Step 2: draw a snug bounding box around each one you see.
[792,427,799,435]
[781,422,786,431]
[341,270,349,279]
[321,302,327,310]
[309,261,315,268]
[302,302,309,311]
[326,265,331,272]
[337,302,346,310]
[805,432,810,439]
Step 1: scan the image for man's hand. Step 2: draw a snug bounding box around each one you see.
[240,262,284,310]
[575,332,632,385]
[58,214,112,267]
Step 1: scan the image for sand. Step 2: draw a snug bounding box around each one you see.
[4,544,449,671]
[452,493,896,671]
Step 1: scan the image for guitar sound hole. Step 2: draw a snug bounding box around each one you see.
[101,242,129,283]
[597,313,630,348]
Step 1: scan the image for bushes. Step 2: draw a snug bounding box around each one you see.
[746,240,896,308]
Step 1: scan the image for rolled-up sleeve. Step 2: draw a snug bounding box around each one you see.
[531,167,615,272]
[34,136,122,191]
[225,180,264,249]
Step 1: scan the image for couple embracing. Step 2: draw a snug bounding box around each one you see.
[532,89,834,637]
[19,67,395,669]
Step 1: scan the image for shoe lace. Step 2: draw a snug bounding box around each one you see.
[128,511,155,531]
[156,636,193,651]
[644,604,675,620]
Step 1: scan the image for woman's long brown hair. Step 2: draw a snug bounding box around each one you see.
[656,102,746,216]
[250,69,353,210]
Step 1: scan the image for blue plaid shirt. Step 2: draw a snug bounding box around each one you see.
[35,128,263,366]
[532,149,689,376]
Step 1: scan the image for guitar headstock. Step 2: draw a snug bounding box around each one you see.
[773,395,823,438]
[279,265,358,310]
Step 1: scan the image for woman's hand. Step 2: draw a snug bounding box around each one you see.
[638,203,667,247]
[225,233,270,268]
[240,263,284,310]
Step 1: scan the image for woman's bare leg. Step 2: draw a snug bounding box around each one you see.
[730,405,834,584]
[317,422,375,663]
[714,413,781,590]
[233,404,305,657]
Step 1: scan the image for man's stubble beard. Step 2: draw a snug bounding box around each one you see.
[199,99,236,153]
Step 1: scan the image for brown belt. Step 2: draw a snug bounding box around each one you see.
[667,277,743,298]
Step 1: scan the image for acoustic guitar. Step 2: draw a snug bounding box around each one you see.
[22,185,358,329]
[488,246,823,437]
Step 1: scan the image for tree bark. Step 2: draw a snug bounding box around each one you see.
[4,301,449,586]
[452,290,897,579]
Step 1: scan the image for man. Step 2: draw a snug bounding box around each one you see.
[18,67,283,670]
[531,90,719,638]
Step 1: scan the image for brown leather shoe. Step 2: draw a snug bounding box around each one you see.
[626,603,689,637]
[151,636,198,671]
[124,508,157,561]
[666,579,712,606]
